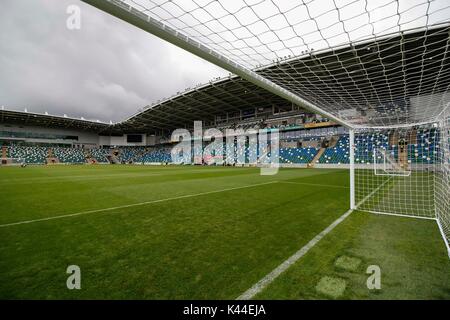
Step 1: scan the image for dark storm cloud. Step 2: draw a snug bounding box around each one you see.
[0,0,227,122]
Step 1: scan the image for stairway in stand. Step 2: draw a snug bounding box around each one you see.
[46,148,59,164]
[308,148,326,168]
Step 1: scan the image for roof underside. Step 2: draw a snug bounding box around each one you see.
[115,76,294,133]
[85,0,450,128]
[0,109,110,133]
[258,25,450,127]
[119,25,450,131]
[2,26,449,133]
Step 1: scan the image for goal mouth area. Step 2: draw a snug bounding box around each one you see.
[373,148,412,177]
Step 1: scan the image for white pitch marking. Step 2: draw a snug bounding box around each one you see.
[364,210,436,221]
[0,181,278,228]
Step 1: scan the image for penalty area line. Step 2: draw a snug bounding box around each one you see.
[236,208,353,300]
[0,181,278,228]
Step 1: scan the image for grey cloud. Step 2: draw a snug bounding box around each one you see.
[0,0,227,122]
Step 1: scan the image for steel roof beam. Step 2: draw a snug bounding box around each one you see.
[81,0,352,128]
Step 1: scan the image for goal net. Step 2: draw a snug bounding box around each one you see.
[83,0,450,253]
[354,125,437,218]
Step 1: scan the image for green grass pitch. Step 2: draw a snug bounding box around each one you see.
[0,165,449,299]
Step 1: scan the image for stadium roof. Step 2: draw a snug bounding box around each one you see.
[257,24,450,127]
[83,0,450,129]
[0,108,110,132]
[1,25,449,133]
[115,75,296,133]
[0,72,298,134]
[118,24,450,131]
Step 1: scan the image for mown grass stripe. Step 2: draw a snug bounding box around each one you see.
[0,181,277,228]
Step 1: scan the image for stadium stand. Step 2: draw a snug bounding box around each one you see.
[0,127,439,166]
[354,132,391,164]
[89,148,111,163]
[411,128,436,164]
[7,146,48,164]
[117,147,145,163]
[319,136,350,164]
[279,146,318,164]
[136,148,171,163]
[53,147,85,164]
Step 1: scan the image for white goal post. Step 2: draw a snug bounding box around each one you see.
[351,123,450,256]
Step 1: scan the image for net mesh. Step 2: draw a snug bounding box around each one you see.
[0,158,25,166]
[353,116,449,247]
[435,106,450,248]
[120,0,450,127]
[354,125,437,218]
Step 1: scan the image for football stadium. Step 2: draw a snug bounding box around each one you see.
[1,0,450,303]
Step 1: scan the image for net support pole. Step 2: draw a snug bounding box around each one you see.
[81,0,352,129]
[349,129,355,210]
[436,113,450,258]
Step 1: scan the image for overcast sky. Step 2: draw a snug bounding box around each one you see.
[0,0,227,122]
